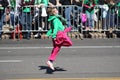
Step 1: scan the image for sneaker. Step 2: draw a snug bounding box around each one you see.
[34,33,39,37]
[46,61,55,70]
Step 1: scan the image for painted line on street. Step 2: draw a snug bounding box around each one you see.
[0,60,23,63]
[0,46,120,49]
[6,78,120,80]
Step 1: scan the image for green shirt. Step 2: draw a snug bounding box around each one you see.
[108,3,115,14]
[10,0,16,9]
[95,0,98,5]
[23,0,31,12]
[46,15,65,38]
[84,0,95,14]
[34,0,48,6]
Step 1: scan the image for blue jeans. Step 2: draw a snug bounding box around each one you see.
[101,8,108,29]
[10,11,15,27]
[0,11,5,37]
[107,12,115,28]
[86,12,94,29]
[21,12,32,38]
[65,6,72,27]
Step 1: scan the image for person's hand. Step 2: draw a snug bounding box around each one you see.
[91,4,95,8]
[35,4,45,8]
[56,3,61,6]
[75,0,80,2]
[48,2,55,7]
[56,2,62,6]
[39,4,45,7]
[54,38,56,41]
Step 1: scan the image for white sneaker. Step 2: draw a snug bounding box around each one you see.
[46,61,55,70]
[34,33,39,37]
[38,27,43,31]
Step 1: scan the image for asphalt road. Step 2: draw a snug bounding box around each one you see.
[0,38,120,79]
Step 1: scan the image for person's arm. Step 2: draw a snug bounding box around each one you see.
[48,2,55,7]
[56,0,61,6]
[84,4,90,8]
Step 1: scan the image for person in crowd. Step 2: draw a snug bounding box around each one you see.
[7,0,15,28]
[0,0,9,39]
[21,0,34,39]
[83,0,96,30]
[46,7,72,70]
[7,0,21,24]
[116,1,120,29]
[59,0,73,27]
[15,0,21,16]
[33,0,49,38]
[107,0,116,29]
[98,0,109,30]
[72,0,82,29]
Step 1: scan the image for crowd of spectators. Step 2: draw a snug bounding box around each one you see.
[0,0,120,39]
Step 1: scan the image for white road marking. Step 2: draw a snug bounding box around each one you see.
[0,60,23,63]
[0,46,120,49]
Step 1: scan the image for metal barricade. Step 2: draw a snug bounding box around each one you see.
[0,5,120,39]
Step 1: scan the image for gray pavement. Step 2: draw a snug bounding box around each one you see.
[0,38,120,79]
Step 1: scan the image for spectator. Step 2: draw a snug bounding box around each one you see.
[15,0,21,15]
[72,0,82,29]
[98,0,109,30]
[83,0,96,30]
[107,0,116,29]
[7,0,15,28]
[116,1,120,29]
[21,0,34,39]
[59,0,73,27]
[33,0,49,38]
[0,0,9,39]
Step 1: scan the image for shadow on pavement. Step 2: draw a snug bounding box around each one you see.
[38,66,67,74]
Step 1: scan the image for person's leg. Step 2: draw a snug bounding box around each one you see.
[118,16,120,29]
[90,13,94,29]
[0,11,5,39]
[110,13,115,29]
[10,13,15,27]
[47,39,61,70]
[48,39,61,61]
[65,7,72,27]
[62,32,72,46]
[86,12,90,29]
[62,38,72,46]
[26,13,32,39]
[21,12,26,30]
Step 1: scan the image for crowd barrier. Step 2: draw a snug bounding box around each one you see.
[0,5,120,40]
